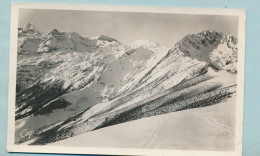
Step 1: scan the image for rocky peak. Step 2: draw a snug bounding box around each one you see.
[96,35,119,43]
[198,30,224,37]
[43,29,66,40]
[48,29,64,35]
[18,23,41,37]
[173,30,238,73]
[22,23,36,32]
[38,29,99,53]
[177,30,226,49]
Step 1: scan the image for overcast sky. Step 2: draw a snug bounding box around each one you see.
[19,9,238,48]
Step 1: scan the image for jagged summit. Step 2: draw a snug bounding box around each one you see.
[171,30,238,73]
[49,28,61,34]
[15,28,237,146]
[44,29,67,39]
[19,23,41,37]
[17,27,237,73]
[17,23,42,54]
[38,29,92,53]
[96,35,119,43]
[22,23,36,32]
[199,30,222,35]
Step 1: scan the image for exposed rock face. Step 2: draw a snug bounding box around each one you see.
[18,23,41,38]
[16,24,126,94]
[176,30,237,72]
[15,24,237,146]
[210,43,237,73]
[37,29,98,53]
[18,37,41,54]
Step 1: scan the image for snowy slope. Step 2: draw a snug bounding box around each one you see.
[51,96,235,151]
[15,38,170,139]
[16,24,127,120]
[20,65,236,145]
[15,25,238,148]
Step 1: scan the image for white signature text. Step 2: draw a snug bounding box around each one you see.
[20,129,34,139]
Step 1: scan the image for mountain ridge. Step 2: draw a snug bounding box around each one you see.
[15,23,238,145]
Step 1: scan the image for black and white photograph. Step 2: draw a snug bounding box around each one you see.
[7,3,246,156]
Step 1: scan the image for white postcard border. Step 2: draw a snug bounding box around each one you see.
[7,3,246,156]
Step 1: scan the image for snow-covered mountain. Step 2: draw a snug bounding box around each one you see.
[15,23,238,146]
[18,23,41,54]
[18,23,41,38]
[176,30,238,73]
[16,24,125,93]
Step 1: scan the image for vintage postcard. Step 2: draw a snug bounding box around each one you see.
[7,3,246,156]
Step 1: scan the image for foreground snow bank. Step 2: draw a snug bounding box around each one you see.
[50,95,235,151]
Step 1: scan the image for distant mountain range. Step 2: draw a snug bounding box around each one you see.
[15,23,238,145]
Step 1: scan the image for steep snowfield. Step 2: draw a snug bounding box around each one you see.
[15,39,170,140]
[15,24,238,149]
[117,40,169,93]
[50,95,235,151]
[19,66,236,145]
[15,25,171,142]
